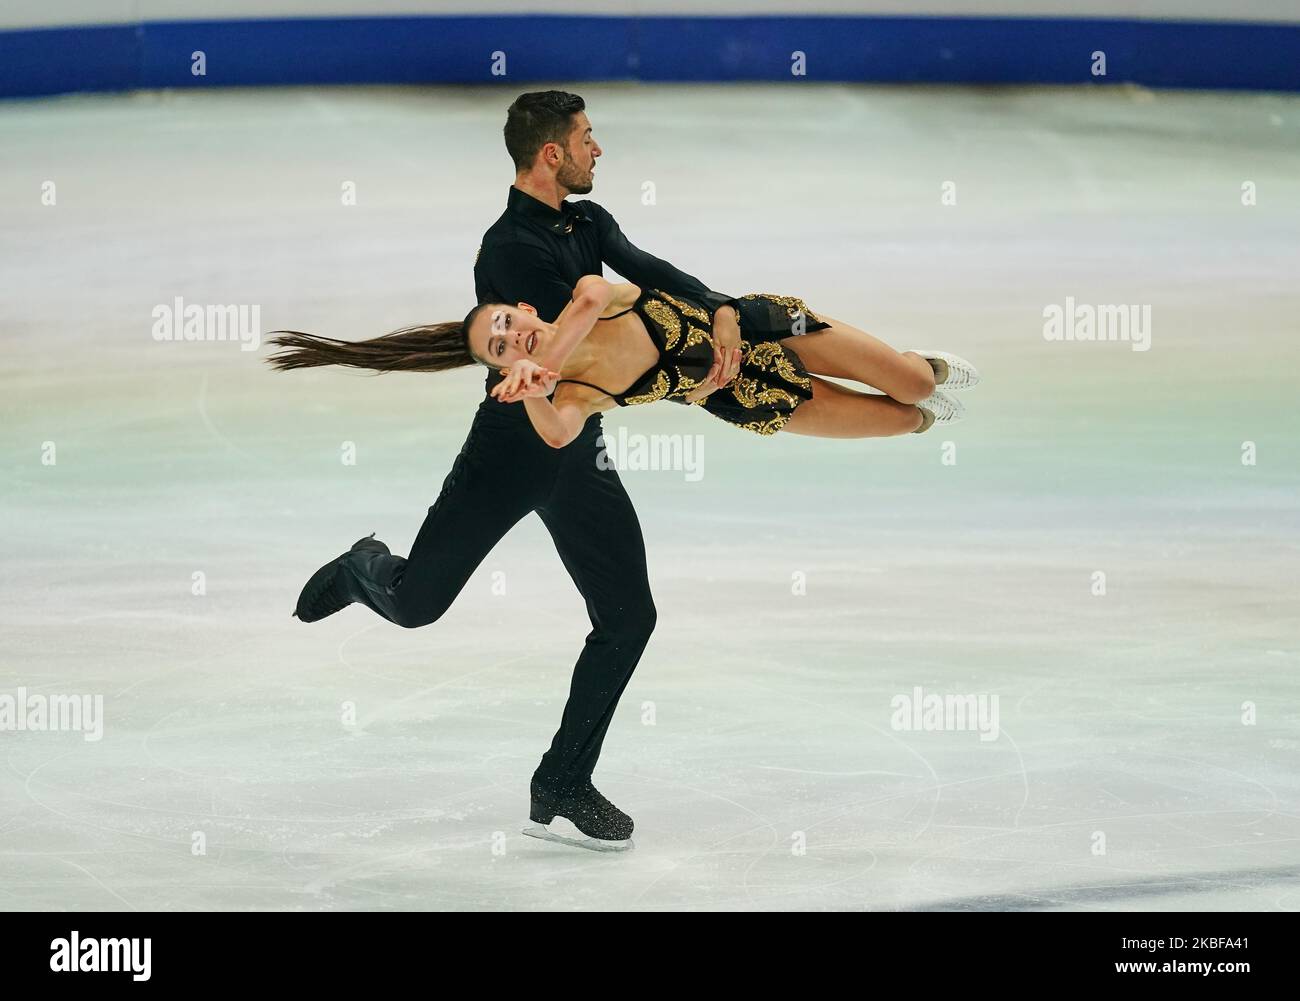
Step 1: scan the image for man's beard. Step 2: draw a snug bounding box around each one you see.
[558,160,593,195]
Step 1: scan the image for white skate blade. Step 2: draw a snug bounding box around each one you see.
[522,818,634,853]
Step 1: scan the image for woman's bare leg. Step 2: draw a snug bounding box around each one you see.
[781,375,924,438]
[777,314,934,404]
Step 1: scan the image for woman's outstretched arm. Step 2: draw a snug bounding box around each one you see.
[522,391,598,449]
[492,372,598,449]
[535,276,638,374]
[490,361,603,449]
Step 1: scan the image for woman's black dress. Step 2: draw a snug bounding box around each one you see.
[556,287,830,435]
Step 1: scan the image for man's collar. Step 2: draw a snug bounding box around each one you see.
[507,185,592,234]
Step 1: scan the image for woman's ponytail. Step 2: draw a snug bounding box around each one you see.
[266,303,492,374]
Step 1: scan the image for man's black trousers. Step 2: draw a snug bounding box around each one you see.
[338,405,656,790]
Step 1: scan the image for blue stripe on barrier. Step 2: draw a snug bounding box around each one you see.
[1,14,1297,98]
[138,16,634,88]
[0,24,141,97]
[637,15,1300,89]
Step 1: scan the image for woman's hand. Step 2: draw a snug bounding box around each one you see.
[682,305,744,402]
[711,304,742,356]
[491,359,559,404]
[682,343,742,404]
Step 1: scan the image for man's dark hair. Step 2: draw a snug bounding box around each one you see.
[504,91,586,172]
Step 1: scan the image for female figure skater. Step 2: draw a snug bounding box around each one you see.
[268,277,978,851]
[269,275,979,447]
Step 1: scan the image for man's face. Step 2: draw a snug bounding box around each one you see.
[555,112,602,195]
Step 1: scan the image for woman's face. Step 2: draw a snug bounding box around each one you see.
[468,304,554,368]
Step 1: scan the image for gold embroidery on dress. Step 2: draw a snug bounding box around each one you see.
[683,322,711,350]
[658,291,712,325]
[729,373,757,408]
[744,341,813,390]
[620,293,810,433]
[623,368,670,406]
[738,414,788,436]
[642,298,681,350]
[730,374,802,411]
[669,367,702,399]
[739,293,821,324]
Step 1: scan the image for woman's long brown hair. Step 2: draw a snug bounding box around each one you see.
[265,303,493,374]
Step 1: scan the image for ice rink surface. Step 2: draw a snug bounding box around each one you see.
[2,81,1298,910]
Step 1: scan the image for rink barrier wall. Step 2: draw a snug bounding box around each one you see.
[2,14,1298,98]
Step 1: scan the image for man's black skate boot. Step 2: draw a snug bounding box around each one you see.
[293,533,391,623]
[523,776,634,852]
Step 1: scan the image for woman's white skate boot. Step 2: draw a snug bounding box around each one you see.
[913,389,965,432]
[912,350,980,392]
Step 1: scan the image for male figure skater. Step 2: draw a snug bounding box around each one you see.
[294,91,733,851]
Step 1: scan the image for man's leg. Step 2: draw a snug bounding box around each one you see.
[339,413,546,627]
[533,417,657,789]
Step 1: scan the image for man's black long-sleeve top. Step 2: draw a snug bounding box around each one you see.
[473,184,732,417]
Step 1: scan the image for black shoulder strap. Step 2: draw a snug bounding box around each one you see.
[556,378,620,401]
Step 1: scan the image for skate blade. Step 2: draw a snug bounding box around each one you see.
[522,820,634,853]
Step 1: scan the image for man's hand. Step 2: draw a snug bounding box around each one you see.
[491,359,559,404]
